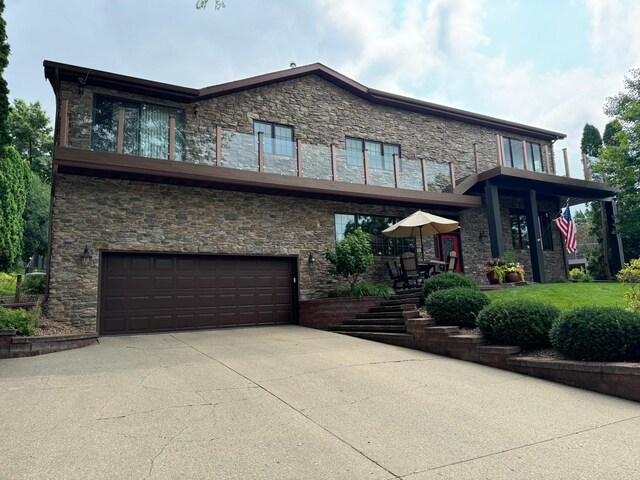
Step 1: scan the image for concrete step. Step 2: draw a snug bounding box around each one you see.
[369,304,417,313]
[380,298,421,307]
[390,292,424,301]
[356,310,419,319]
[337,331,415,342]
[343,318,406,325]
[332,324,407,333]
[395,287,422,295]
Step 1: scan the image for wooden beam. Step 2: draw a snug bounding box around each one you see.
[524,189,545,283]
[543,144,550,173]
[495,134,503,166]
[116,107,125,154]
[257,131,264,172]
[168,115,175,161]
[562,148,570,177]
[59,98,68,147]
[521,140,529,171]
[363,148,369,184]
[473,143,479,173]
[421,158,428,191]
[216,126,222,167]
[330,144,337,181]
[449,162,456,188]
[393,153,399,188]
[484,181,504,258]
[296,138,302,177]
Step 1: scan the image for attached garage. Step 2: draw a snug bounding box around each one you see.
[99,252,297,335]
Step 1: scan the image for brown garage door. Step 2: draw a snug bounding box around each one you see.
[99,253,296,335]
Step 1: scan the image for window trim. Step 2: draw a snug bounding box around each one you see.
[91,94,186,160]
[502,136,545,172]
[253,120,295,156]
[509,208,553,251]
[334,212,415,256]
[345,137,402,171]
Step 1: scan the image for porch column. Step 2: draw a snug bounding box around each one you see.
[524,189,545,283]
[484,181,504,258]
[604,200,625,274]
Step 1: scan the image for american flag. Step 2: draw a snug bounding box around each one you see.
[554,206,577,253]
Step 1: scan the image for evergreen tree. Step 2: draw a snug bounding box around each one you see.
[580,123,603,157]
[603,120,621,147]
[0,0,9,148]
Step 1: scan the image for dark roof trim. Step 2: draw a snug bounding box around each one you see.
[44,60,566,141]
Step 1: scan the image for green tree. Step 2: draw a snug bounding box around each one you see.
[598,68,640,260]
[8,99,53,183]
[0,146,31,270]
[22,172,49,261]
[580,123,603,157]
[324,227,374,289]
[0,0,10,148]
[603,120,621,147]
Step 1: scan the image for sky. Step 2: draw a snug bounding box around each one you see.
[5,0,640,178]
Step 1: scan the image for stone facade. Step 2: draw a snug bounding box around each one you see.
[50,71,569,330]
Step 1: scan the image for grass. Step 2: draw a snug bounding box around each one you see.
[484,282,627,311]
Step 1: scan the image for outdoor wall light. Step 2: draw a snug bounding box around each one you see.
[194,104,199,116]
[80,246,92,266]
[308,253,316,268]
[478,230,486,241]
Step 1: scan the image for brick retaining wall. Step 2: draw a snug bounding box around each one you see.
[0,330,98,358]
[299,297,383,330]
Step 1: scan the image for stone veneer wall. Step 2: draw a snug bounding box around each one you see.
[59,74,557,179]
[48,175,462,330]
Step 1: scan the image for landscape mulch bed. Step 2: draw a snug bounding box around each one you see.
[34,318,84,337]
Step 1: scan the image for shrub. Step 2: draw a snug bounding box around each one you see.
[0,272,16,296]
[425,287,489,328]
[617,258,640,313]
[569,267,593,282]
[0,305,39,336]
[324,227,374,289]
[328,283,394,299]
[550,307,640,361]
[476,300,560,350]
[423,272,478,297]
[22,274,46,294]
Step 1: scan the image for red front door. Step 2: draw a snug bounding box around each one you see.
[435,233,462,273]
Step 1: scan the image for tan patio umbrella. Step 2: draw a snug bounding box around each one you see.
[382,210,459,261]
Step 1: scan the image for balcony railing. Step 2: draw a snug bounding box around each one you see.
[57,99,605,194]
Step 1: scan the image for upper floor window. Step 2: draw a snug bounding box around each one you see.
[509,209,553,251]
[91,95,185,160]
[335,213,414,256]
[502,137,545,172]
[253,121,294,157]
[346,138,401,171]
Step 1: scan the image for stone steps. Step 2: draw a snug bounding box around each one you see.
[331,324,407,333]
[343,318,406,326]
[368,304,417,313]
[355,310,419,319]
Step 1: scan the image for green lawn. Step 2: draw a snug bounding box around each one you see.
[484,282,627,311]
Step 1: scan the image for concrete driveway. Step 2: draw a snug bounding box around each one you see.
[1,325,639,479]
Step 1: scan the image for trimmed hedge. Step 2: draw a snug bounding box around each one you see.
[476,300,560,350]
[423,272,478,297]
[550,307,640,362]
[0,306,39,336]
[425,287,489,328]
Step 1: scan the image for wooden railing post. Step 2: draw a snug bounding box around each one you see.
[449,162,456,188]
[363,148,369,184]
[296,139,302,177]
[582,153,592,181]
[543,144,551,173]
[330,144,337,181]
[168,115,176,160]
[562,148,570,177]
[421,158,428,191]
[495,134,503,166]
[216,126,222,167]
[59,98,69,147]
[257,131,264,172]
[521,140,529,171]
[116,107,125,154]
[473,143,479,173]
[393,153,399,188]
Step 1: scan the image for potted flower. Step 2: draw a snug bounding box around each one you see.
[504,262,525,283]
[482,258,508,284]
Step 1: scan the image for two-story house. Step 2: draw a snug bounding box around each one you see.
[43,61,623,334]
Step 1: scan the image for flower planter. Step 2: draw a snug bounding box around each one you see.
[505,272,522,283]
[485,271,501,285]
